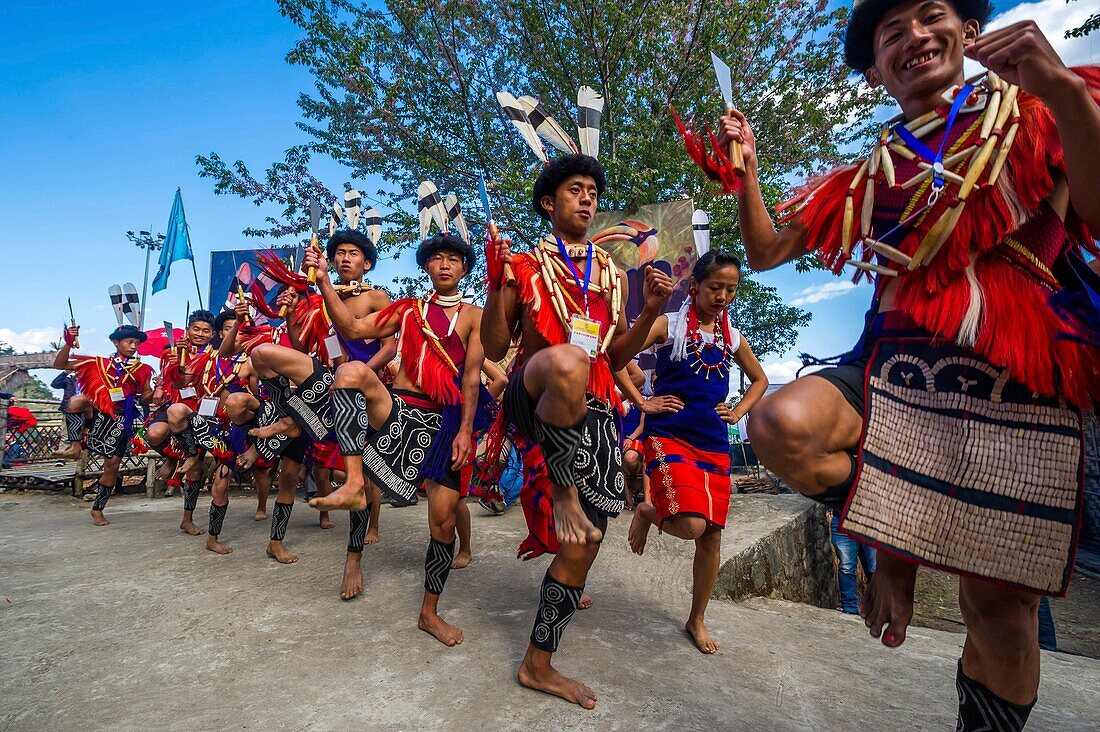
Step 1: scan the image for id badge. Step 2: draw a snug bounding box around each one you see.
[568,316,601,360]
[179,386,197,399]
[324,334,344,360]
[109,387,125,403]
[198,398,218,417]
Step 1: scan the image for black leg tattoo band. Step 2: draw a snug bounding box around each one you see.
[270,500,293,541]
[65,412,85,443]
[423,537,455,596]
[284,361,335,442]
[333,388,370,456]
[347,506,371,553]
[91,480,112,511]
[208,502,228,537]
[533,413,587,490]
[183,479,202,513]
[530,571,584,653]
[956,661,1035,731]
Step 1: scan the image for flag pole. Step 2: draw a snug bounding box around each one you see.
[188,238,204,310]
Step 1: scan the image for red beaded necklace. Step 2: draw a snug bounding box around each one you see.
[686,299,736,380]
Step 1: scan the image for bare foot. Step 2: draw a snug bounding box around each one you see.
[318,512,335,529]
[90,509,109,526]
[365,525,379,545]
[178,455,200,475]
[309,478,367,512]
[155,461,175,481]
[180,520,205,536]
[518,656,597,709]
[451,548,472,570]
[254,510,267,521]
[206,536,233,554]
[266,540,298,564]
[418,611,464,646]
[628,503,656,555]
[340,554,363,600]
[54,444,82,460]
[861,552,916,648]
[550,486,602,545]
[248,417,300,440]
[579,593,593,610]
[237,448,259,471]
[685,617,719,654]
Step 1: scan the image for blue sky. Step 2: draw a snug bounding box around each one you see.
[1,0,1096,387]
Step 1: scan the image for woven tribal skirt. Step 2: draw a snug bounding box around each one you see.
[644,436,731,528]
[840,339,1084,596]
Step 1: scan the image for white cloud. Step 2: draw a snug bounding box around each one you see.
[762,359,826,385]
[0,328,60,354]
[789,280,858,306]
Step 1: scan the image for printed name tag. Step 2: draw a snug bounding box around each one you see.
[109,387,125,403]
[569,316,601,360]
[198,398,218,417]
[325,334,344,359]
[179,387,197,399]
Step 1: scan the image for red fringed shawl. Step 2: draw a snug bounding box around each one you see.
[72,355,153,417]
[375,298,462,406]
[785,69,1100,406]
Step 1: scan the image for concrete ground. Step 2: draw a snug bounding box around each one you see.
[2,491,1099,731]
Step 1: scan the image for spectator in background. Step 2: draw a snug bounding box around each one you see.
[50,372,81,455]
[830,512,876,614]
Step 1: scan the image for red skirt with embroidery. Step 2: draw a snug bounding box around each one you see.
[643,436,731,528]
[312,438,346,472]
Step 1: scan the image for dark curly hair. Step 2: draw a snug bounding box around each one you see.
[326,229,378,269]
[692,251,742,283]
[845,0,993,72]
[531,154,607,221]
[415,232,476,271]
[188,309,216,327]
[214,309,237,333]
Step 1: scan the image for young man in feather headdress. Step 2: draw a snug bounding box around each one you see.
[306,232,494,645]
[144,309,216,536]
[480,153,675,708]
[702,1,1100,727]
[54,324,155,526]
[244,230,395,568]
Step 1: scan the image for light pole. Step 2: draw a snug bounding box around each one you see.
[127,230,165,329]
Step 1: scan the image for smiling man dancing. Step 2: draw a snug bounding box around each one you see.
[705,1,1100,728]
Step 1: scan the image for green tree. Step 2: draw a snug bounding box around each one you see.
[1065,0,1099,39]
[199,0,880,334]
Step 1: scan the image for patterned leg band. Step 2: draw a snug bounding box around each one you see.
[65,412,85,442]
[530,571,584,653]
[284,362,335,442]
[92,481,112,511]
[424,537,455,596]
[533,413,587,490]
[208,502,228,537]
[347,506,371,553]
[270,501,293,541]
[956,661,1035,731]
[183,479,202,512]
[332,388,370,456]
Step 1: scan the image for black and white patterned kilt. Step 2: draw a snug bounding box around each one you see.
[361,393,460,503]
[502,365,626,518]
[86,408,132,458]
[841,340,1084,596]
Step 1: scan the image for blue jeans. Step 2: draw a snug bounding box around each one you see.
[831,514,877,613]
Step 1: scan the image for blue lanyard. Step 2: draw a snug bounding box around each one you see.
[893,84,973,191]
[213,353,242,387]
[111,356,127,388]
[554,236,594,316]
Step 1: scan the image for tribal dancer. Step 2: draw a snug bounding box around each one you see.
[626,251,768,653]
[249,230,395,566]
[481,153,674,708]
[308,231,494,643]
[690,1,1100,727]
[146,309,216,536]
[53,324,154,525]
